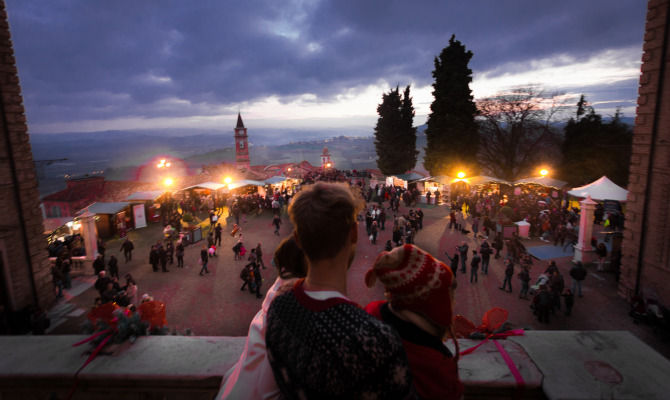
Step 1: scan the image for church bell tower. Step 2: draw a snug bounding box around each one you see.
[234,113,250,170]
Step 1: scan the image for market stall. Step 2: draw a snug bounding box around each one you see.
[125,190,168,227]
[76,202,132,239]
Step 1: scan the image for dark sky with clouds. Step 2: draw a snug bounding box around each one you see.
[6,0,647,134]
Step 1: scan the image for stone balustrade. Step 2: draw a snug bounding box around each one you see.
[1,330,669,399]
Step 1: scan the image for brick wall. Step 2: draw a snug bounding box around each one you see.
[620,0,670,304]
[0,0,54,311]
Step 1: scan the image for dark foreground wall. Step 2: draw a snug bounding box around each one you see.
[620,0,670,304]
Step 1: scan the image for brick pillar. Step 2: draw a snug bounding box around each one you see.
[620,0,670,303]
[0,0,55,311]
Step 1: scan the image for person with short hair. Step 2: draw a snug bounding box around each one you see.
[265,182,414,399]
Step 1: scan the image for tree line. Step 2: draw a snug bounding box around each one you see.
[374,35,633,187]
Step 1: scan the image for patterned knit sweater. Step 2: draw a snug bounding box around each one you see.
[265,279,415,399]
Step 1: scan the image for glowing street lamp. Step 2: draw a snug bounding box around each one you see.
[539,168,549,177]
[326,162,332,168]
[164,177,174,187]
[457,171,466,179]
[224,176,232,185]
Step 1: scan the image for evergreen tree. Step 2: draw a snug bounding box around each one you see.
[424,35,479,177]
[374,85,417,175]
[399,85,418,171]
[560,96,633,186]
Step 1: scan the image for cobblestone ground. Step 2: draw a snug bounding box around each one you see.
[48,202,670,360]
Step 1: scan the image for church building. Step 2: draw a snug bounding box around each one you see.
[234,113,250,170]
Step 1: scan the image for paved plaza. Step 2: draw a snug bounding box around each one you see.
[47,202,670,360]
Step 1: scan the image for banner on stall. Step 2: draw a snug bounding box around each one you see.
[133,204,147,229]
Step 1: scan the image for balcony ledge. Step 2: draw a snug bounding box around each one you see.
[1,331,668,399]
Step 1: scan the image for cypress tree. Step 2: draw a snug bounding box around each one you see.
[374,86,417,175]
[424,35,478,177]
[399,85,418,172]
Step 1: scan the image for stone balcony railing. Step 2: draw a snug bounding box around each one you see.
[1,331,669,399]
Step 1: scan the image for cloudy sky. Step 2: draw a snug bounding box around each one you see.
[6,0,647,135]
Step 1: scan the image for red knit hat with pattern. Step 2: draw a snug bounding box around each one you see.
[365,244,454,328]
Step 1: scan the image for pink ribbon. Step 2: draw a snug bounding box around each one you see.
[460,329,526,389]
[67,331,115,400]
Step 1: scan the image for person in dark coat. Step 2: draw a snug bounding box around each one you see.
[444,251,459,276]
[563,289,575,316]
[569,261,587,297]
[479,241,493,275]
[534,285,552,323]
[199,246,209,275]
[149,245,159,272]
[97,238,106,264]
[159,246,169,272]
[166,241,174,265]
[176,241,185,268]
[252,263,263,299]
[470,250,481,283]
[94,271,110,296]
[120,238,134,263]
[457,243,468,273]
[107,255,119,279]
[93,254,105,276]
[500,259,514,292]
[215,223,223,246]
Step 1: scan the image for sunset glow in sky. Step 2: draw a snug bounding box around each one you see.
[6,1,646,134]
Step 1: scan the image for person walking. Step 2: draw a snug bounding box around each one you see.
[272,214,282,236]
[457,242,468,273]
[500,259,513,292]
[370,221,379,245]
[60,256,72,289]
[255,243,266,269]
[176,241,184,268]
[93,254,105,275]
[479,241,492,275]
[108,255,119,279]
[518,266,530,299]
[445,251,459,276]
[199,245,209,276]
[120,238,134,263]
[493,233,503,259]
[215,223,223,246]
[149,245,159,272]
[569,261,587,297]
[159,245,169,272]
[470,250,480,283]
[563,289,575,316]
[252,263,263,299]
[166,241,174,265]
[239,264,252,291]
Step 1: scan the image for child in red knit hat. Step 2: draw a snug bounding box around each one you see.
[364,244,464,400]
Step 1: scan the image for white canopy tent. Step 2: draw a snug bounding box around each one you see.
[567,176,629,202]
[514,176,567,189]
[228,180,266,190]
[180,182,228,191]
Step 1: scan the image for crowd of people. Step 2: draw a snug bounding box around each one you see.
[45,164,629,398]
